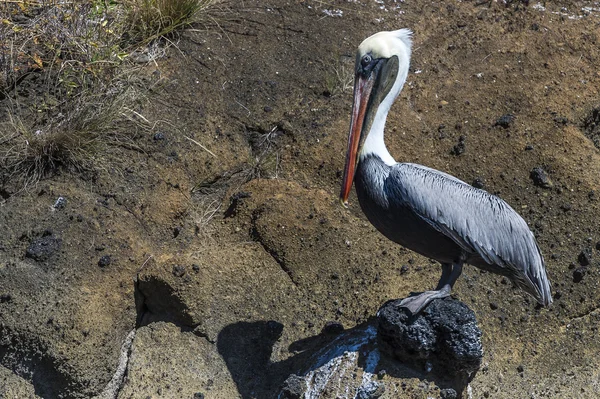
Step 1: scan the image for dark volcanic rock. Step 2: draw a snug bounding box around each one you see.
[450,136,466,155]
[494,114,514,128]
[377,298,482,389]
[573,267,587,283]
[578,249,592,266]
[530,167,553,188]
[98,255,111,268]
[25,235,61,262]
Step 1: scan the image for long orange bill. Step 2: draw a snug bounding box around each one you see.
[340,74,375,207]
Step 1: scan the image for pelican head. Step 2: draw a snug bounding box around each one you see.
[340,29,412,206]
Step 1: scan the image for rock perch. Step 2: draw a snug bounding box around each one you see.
[377,297,483,394]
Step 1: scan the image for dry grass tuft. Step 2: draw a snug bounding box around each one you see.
[123,0,222,46]
[0,0,222,188]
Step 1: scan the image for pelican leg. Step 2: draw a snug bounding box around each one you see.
[398,262,463,314]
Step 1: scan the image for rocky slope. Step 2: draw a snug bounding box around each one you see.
[1,0,600,398]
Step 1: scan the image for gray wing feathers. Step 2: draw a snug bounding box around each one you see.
[386,163,552,305]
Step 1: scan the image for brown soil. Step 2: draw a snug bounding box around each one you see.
[1,0,600,398]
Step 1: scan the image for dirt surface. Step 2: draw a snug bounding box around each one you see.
[2,0,600,398]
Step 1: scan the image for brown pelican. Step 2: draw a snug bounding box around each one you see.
[340,29,552,314]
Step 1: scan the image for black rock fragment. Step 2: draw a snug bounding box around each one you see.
[494,114,514,128]
[0,294,12,303]
[26,235,62,262]
[98,255,111,268]
[451,136,466,156]
[578,249,592,266]
[573,267,587,283]
[472,178,485,189]
[172,264,186,277]
[530,167,553,188]
[377,298,482,390]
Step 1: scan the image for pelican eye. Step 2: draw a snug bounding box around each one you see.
[361,55,372,68]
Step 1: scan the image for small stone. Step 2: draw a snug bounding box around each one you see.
[578,249,592,266]
[489,302,498,310]
[172,264,186,277]
[26,235,62,262]
[0,294,12,303]
[192,264,200,273]
[53,196,67,209]
[494,114,514,128]
[573,267,587,283]
[98,255,111,268]
[153,132,165,141]
[525,144,534,151]
[400,265,409,274]
[264,106,272,113]
[451,136,466,156]
[193,394,205,399]
[595,241,600,251]
[173,226,182,238]
[530,167,553,188]
[472,178,485,189]
[517,364,524,373]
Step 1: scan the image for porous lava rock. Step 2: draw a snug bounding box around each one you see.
[377,298,483,390]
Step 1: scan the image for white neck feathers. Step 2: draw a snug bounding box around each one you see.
[358,30,411,167]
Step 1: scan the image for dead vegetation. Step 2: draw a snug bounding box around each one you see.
[0,0,224,188]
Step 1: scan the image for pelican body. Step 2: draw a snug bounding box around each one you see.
[340,30,552,313]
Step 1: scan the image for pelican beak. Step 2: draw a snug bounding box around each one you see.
[339,73,375,207]
[339,56,399,207]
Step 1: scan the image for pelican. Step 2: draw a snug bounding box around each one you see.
[340,29,552,314]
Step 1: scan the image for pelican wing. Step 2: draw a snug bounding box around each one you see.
[385,163,552,305]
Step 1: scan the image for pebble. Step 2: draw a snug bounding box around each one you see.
[53,196,67,209]
[578,249,592,266]
[451,135,465,156]
[573,267,587,283]
[494,114,514,128]
[172,264,186,277]
[472,178,485,189]
[530,167,553,188]
[98,255,111,268]
[26,235,62,262]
